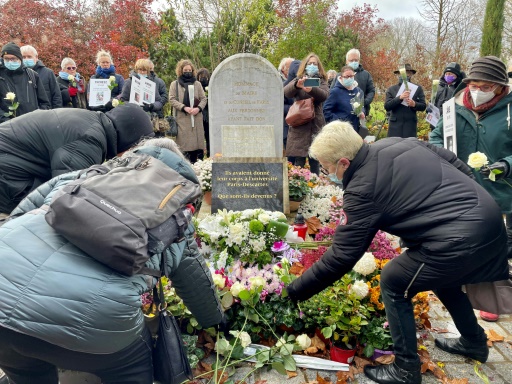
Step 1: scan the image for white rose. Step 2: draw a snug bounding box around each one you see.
[467,152,488,169]
[239,331,252,348]
[230,281,244,297]
[249,276,266,289]
[349,280,369,299]
[353,252,377,276]
[112,99,120,107]
[68,75,75,81]
[212,274,225,289]
[4,92,15,101]
[109,75,116,83]
[352,102,360,109]
[296,334,312,350]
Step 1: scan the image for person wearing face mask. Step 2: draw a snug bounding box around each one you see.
[385,63,426,138]
[0,42,50,122]
[323,65,365,136]
[331,49,375,117]
[87,50,125,112]
[20,45,63,109]
[283,53,330,175]
[287,120,508,384]
[430,56,512,323]
[169,59,207,163]
[119,58,163,117]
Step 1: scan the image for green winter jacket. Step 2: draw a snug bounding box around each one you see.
[430,88,512,213]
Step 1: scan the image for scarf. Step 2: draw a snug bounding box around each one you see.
[178,75,197,108]
[95,65,116,78]
[462,86,509,114]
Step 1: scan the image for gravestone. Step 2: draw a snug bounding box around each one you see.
[209,53,284,157]
[211,157,289,213]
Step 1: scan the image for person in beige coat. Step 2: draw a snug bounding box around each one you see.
[169,60,207,162]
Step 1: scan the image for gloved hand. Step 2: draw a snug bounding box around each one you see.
[426,106,433,113]
[142,103,154,112]
[104,100,113,111]
[479,161,510,181]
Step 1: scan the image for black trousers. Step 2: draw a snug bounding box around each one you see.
[380,251,487,370]
[0,326,153,384]
[184,149,204,164]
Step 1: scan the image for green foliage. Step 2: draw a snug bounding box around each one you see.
[480,0,506,56]
[182,334,205,368]
[358,316,393,357]
[323,27,360,71]
[367,101,389,140]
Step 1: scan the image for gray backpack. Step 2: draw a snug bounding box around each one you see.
[45,151,202,277]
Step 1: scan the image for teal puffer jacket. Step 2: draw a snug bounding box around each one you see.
[430,89,512,213]
[0,146,223,354]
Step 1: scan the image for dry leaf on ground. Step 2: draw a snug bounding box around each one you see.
[310,335,326,351]
[306,217,323,234]
[374,354,395,364]
[287,371,298,378]
[486,329,504,343]
[315,373,333,384]
[442,379,469,384]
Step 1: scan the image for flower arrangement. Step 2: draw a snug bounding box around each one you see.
[196,209,291,269]
[287,163,318,201]
[108,75,118,91]
[3,92,19,118]
[299,185,344,224]
[192,158,213,192]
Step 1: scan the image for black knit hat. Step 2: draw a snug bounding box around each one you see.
[444,62,462,78]
[105,103,155,153]
[462,56,509,87]
[1,42,22,61]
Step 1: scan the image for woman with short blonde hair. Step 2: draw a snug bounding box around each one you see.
[88,50,125,110]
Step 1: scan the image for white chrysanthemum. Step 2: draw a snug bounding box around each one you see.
[230,281,244,297]
[212,274,225,289]
[249,237,266,252]
[216,249,229,270]
[353,252,377,276]
[296,334,312,350]
[226,222,246,246]
[350,280,369,299]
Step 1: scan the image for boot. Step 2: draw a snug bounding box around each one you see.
[364,362,421,384]
[435,336,488,362]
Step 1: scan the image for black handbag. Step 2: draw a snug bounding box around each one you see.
[151,256,194,384]
[165,81,180,138]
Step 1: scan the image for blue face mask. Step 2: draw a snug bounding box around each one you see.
[348,61,359,70]
[4,61,21,71]
[23,59,35,67]
[342,78,354,88]
[328,162,343,185]
[139,74,148,78]
[306,64,318,77]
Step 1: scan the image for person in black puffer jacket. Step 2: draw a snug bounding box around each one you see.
[0,103,154,215]
[287,121,508,384]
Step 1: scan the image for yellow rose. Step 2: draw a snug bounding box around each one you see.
[4,92,15,101]
[467,152,488,169]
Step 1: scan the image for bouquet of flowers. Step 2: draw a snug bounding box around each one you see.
[192,158,212,192]
[288,163,318,201]
[299,184,344,224]
[196,208,291,269]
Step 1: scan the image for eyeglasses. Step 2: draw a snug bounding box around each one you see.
[3,57,20,63]
[320,167,329,176]
[341,75,355,79]
[66,66,76,70]
[468,83,497,92]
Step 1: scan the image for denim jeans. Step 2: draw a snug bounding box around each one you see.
[0,325,153,384]
[380,251,487,370]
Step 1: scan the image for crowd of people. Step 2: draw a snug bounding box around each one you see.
[0,38,511,384]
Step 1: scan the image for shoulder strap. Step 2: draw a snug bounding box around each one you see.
[25,68,38,89]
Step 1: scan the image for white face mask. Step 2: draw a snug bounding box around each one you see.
[470,89,496,107]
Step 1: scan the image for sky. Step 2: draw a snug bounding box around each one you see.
[337,0,422,20]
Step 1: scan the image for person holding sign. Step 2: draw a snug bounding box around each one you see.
[119,58,163,115]
[430,56,512,322]
[169,59,207,163]
[87,50,125,112]
[384,63,426,138]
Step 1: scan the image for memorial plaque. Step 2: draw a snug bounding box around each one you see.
[209,53,284,157]
[211,157,289,213]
